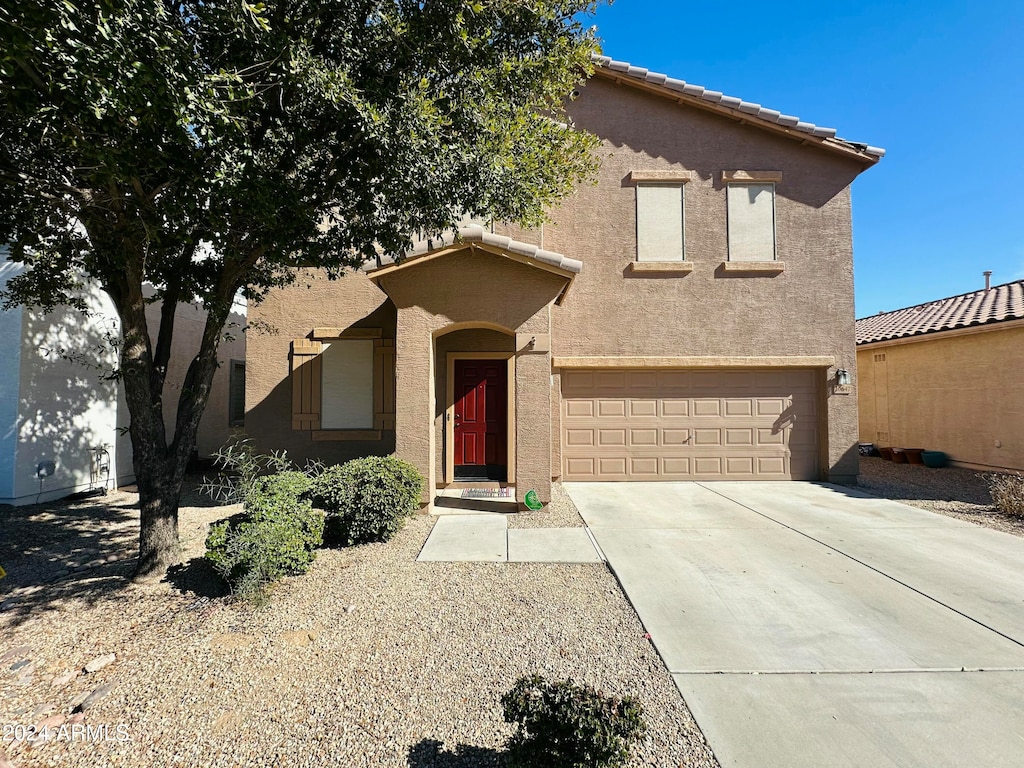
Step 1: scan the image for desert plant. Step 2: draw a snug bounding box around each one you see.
[311,456,423,546]
[501,675,646,768]
[205,469,324,603]
[201,434,294,505]
[987,473,1024,518]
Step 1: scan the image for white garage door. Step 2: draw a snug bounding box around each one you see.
[561,368,820,481]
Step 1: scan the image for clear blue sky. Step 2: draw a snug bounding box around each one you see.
[588,0,1024,317]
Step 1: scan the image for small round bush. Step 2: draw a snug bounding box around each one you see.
[311,455,423,546]
[501,675,646,768]
[205,470,324,602]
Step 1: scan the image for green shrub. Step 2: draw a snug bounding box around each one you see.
[988,473,1024,518]
[501,675,646,768]
[311,455,422,546]
[205,470,324,603]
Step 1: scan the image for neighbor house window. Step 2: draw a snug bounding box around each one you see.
[724,171,781,262]
[228,360,245,426]
[320,339,374,429]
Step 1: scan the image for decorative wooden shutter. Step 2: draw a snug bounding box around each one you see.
[373,339,396,430]
[291,339,322,430]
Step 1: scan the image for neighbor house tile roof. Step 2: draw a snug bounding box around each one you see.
[593,55,885,161]
[856,280,1024,344]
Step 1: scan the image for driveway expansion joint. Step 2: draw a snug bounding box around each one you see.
[671,667,1024,675]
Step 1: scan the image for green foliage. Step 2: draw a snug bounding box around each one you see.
[200,434,294,505]
[987,473,1024,518]
[501,675,646,768]
[311,456,423,546]
[0,0,603,574]
[205,469,324,603]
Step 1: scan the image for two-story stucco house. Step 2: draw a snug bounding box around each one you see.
[245,56,884,509]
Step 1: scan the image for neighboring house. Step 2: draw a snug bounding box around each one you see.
[246,56,884,508]
[0,259,246,505]
[856,276,1024,472]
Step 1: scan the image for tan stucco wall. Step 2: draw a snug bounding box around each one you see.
[858,325,1024,472]
[245,269,396,465]
[381,249,562,505]
[496,77,866,480]
[246,76,871,485]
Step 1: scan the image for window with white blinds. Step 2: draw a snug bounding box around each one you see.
[636,184,685,262]
[727,183,776,262]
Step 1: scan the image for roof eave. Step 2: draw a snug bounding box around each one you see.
[592,67,882,166]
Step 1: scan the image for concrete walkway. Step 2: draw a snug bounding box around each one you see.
[417,515,603,563]
[565,481,1024,768]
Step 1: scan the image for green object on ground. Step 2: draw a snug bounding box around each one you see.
[524,490,543,510]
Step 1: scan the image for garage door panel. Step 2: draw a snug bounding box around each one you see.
[693,400,721,416]
[662,400,690,417]
[630,429,659,447]
[630,399,659,417]
[725,428,755,446]
[597,399,626,417]
[663,429,690,446]
[693,428,722,446]
[598,429,627,446]
[565,399,594,418]
[629,456,660,476]
[562,368,820,481]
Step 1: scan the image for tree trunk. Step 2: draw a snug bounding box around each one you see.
[134,462,184,578]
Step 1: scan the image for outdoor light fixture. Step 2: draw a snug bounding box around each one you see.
[836,369,851,386]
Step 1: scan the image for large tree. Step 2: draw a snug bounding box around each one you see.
[0,0,600,577]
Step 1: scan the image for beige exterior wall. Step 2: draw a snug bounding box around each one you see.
[245,269,396,466]
[858,325,1024,472]
[497,77,866,481]
[246,75,872,489]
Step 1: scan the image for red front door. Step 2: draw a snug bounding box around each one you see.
[454,360,507,480]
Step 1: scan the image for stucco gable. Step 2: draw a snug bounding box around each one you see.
[594,55,884,164]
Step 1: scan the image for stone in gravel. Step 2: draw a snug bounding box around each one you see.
[68,691,91,710]
[67,712,85,724]
[279,630,319,647]
[212,710,241,734]
[51,670,78,688]
[36,713,66,730]
[0,748,18,768]
[9,659,31,672]
[32,703,57,718]
[0,600,15,612]
[209,633,255,649]
[0,645,31,663]
[83,653,116,673]
[73,684,113,712]
[345,605,356,613]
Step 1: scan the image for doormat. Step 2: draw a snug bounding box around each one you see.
[461,488,512,499]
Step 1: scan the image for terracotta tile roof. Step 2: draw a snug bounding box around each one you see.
[593,55,885,161]
[365,225,582,274]
[856,280,1024,344]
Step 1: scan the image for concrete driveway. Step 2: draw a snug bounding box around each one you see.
[564,481,1024,768]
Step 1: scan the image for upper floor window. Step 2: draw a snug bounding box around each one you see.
[631,171,691,265]
[724,171,782,262]
[636,183,685,262]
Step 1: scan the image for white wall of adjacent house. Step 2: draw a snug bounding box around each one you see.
[3,263,124,505]
[1,257,246,505]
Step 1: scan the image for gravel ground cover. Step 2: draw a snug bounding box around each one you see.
[0,482,717,768]
[854,457,1024,537]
